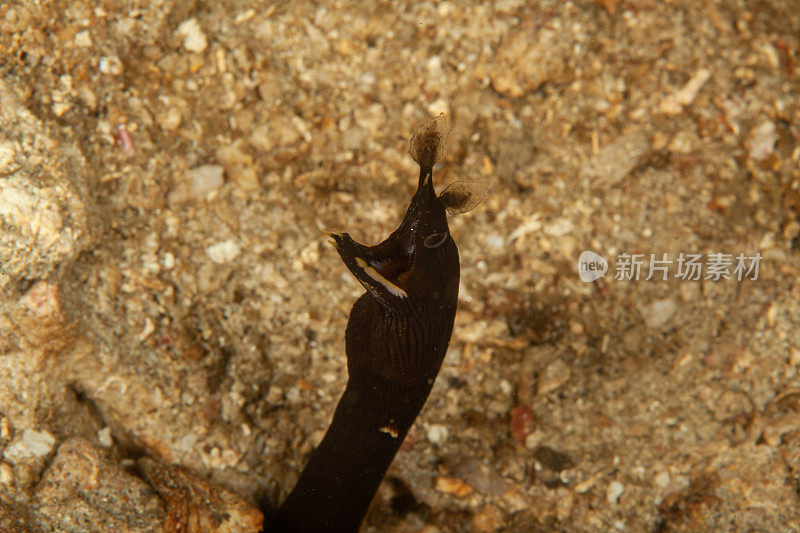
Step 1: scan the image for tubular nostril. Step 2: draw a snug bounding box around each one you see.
[409,113,451,170]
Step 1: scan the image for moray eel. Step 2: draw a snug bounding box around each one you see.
[264,115,486,532]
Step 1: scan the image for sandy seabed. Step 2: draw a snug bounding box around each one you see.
[1,1,800,531]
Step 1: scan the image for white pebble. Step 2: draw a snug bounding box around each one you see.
[544,218,574,237]
[74,30,93,48]
[285,387,301,403]
[658,68,711,115]
[606,481,624,504]
[97,427,113,448]
[207,239,241,264]
[484,233,505,250]
[51,102,71,117]
[179,433,198,451]
[3,429,55,464]
[641,298,678,330]
[177,18,208,53]
[746,121,778,161]
[426,424,449,446]
[188,164,225,198]
[0,142,16,169]
[98,55,123,75]
[160,107,182,131]
[426,55,443,75]
[161,252,175,270]
[138,317,155,341]
[0,463,13,486]
[427,97,450,117]
[537,359,571,396]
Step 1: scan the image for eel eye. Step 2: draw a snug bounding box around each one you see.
[423,232,449,249]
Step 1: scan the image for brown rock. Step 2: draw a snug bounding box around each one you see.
[581,130,650,186]
[472,505,504,532]
[0,495,34,533]
[33,438,165,532]
[138,458,263,533]
[446,456,508,497]
[657,443,800,530]
[490,24,575,98]
[216,141,259,191]
[0,80,89,281]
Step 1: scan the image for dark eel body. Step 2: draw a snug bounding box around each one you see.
[265,115,462,532]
